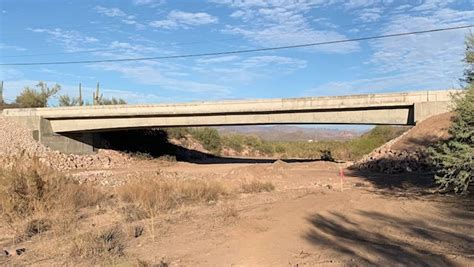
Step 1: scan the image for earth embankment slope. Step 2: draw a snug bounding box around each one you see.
[353,112,453,173]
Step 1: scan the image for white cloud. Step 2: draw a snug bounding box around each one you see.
[412,0,456,12]
[343,0,383,9]
[89,40,174,61]
[39,68,96,80]
[240,55,307,69]
[210,0,331,9]
[357,7,384,22]
[217,1,360,54]
[313,17,338,29]
[306,6,474,96]
[0,68,24,87]
[92,62,231,96]
[94,6,143,27]
[394,4,412,11]
[368,8,474,74]
[0,43,27,52]
[133,0,166,7]
[149,20,178,29]
[305,71,459,97]
[27,28,98,52]
[150,10,218,29]
[94,6,128,18]
[196,55,240,64]
[194,55,307,83]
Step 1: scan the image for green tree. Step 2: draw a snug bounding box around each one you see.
[58,95,80,107]
[99,97,127,105]
[15,81,60,108]
[191,128,222,153]
[429,34,474,194]
[463,33,474,85]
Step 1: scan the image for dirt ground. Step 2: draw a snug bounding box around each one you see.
[2,158,472,266]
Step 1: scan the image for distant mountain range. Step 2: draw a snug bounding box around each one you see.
[216,125,361,142]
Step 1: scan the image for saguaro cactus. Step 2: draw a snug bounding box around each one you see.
[78,83,83,106]
[0,81,3,104]
[93,82,103,105]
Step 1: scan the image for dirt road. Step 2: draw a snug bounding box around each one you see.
[2,159,473,266]
[105,160,474,266]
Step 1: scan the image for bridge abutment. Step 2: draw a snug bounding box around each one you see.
[4,115,98,154]
[414,101,452,123]
[39,118,97,154]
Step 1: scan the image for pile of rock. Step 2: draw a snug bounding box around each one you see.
[0,116,133,171]
[352,147,431,174]
[352,112,455,174]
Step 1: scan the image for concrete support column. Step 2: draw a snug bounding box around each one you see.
[39,118,97,154]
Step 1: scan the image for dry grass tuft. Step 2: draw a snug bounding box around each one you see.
[157,155,177,162]
[117,178,227,216]
[241,180,275,193]
[24,218,51,238]
[0,158,105,236]
[221,204,239,222]
[138,258,169,267]
[120,204,149,222]
[128,224,144,238]
[70,226,125,261]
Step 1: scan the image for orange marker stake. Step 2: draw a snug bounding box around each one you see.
[339,167,345,192]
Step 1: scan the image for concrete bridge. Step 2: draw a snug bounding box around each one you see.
[1,89,459,154]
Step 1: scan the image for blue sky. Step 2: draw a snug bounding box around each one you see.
[0,0,473,105]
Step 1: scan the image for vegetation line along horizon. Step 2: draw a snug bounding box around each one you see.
[1,24,472,66]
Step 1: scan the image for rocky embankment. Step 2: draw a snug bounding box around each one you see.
[352,112,453,173]
[0,116,133,171]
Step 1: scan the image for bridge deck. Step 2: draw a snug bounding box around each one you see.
[2,89,457,119]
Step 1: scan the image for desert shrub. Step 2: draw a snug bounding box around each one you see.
[165,127,191,139]
[346,126,408,159]
[274,144,286,154]
[170,125,407,161]
[429,87,473,194]
[157,154,177,162]
[71,226,125,260]
[242,135,260,147]
[241,180,275,193]
[99,97,127,105]
[320,149,335,161]
[428,34,474,194]
[190,128,222,153]
[221,134,245,152]
[254,141,275,155]
[117,178,227,216]
[59,94,82,107]
[129,151,153,160]
[221,126,406,160]
[0,158,104,225]
[221,133,278,155]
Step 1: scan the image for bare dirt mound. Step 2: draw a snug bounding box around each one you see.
[353,112,453,173]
